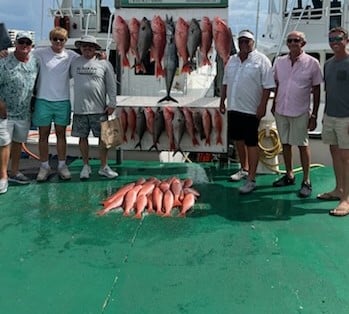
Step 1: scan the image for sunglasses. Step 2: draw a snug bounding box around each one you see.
[238,38,251,44]
[52,37,66,42]
[17,39,32,46]
[287,38,302,43]
[329,36,344,43]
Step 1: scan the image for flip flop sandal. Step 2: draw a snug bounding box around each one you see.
[317,192,340,201]
[329,208,349,217]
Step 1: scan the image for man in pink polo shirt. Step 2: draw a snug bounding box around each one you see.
[272,31,323,198]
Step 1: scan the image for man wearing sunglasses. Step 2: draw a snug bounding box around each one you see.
[0,32,39,193]
[219,30,275,194]
[271,31,322,198]
[69,35,118,180]
[320,27,349,216]
[31,27,79,182]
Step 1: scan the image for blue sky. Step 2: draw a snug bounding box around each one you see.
[0,0,262,41]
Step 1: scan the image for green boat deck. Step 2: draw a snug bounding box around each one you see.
[1,159,348,313]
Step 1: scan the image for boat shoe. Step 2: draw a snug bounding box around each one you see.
[298,181,312,198]
[272,175,295,187]
[239,179,256,194]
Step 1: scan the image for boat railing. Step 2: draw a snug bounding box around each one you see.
[50,7,97,18]
[284,5,344,28]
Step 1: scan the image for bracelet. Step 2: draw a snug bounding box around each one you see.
[310,114,317,119]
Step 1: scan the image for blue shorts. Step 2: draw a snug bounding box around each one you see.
[71,114,106,138]
[32,98,71,127]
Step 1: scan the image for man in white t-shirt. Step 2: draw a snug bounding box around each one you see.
[32,27,79,182]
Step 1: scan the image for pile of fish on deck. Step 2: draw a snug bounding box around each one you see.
[113,15,233,102]
[117,106,223,153]
[97,176,200,218]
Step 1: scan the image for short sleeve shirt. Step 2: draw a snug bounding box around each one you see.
[324,55,349,117]
[223,49,275,114]
[33,47,78,101]
[0,53,39,120]
[274,52,323,117]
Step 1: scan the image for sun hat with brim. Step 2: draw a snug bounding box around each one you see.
[75,35,101,49]
[238,30,255,41]
[16,31,33,44]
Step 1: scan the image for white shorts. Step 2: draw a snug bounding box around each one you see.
[0,118,11,146]
[6,119,31,143]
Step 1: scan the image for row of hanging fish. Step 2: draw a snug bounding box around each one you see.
[117,106,224,153]
[113,15,233,102]
[97,176,200,218]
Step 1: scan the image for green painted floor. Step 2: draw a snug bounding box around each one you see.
[1,159,348,314]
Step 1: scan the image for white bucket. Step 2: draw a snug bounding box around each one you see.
[257,119,280,174]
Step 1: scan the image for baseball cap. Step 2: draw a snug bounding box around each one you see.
[16,31,33,44]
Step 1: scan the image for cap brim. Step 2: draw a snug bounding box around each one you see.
[17,37,32,44]
[75,41,101,49]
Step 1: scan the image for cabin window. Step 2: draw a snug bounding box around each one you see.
[326,53,334,61]
[308,52,320,62]
[329,0,342,29]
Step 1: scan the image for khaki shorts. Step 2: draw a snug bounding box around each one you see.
[322,114,349,149]
[275,112,309,146]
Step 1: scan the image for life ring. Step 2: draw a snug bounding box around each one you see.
[54,16,70,35]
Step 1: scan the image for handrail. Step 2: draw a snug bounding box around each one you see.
[274,0,297,59]
[106,11,115,59]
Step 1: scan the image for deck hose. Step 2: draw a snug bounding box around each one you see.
[258,126,324,174]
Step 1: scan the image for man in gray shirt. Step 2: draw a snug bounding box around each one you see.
[70,35,118,180]
[319,27,349,216]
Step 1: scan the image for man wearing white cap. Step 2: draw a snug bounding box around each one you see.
[0,32,39,193]
[220,29,275,194]
[70,35,118,180]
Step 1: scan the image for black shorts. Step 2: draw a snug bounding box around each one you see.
[228,110,260,146]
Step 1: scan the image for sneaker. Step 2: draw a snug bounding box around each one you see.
[58,165,71,180]
[37,166,51,182]
[98,165,118,179]
[229,168,248,182]
[299,181,312,198]
[80,164,92,180]
[9,172,31,185]
[272,175,295,187]
[239,179,256,194]
[0,178,8,194]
